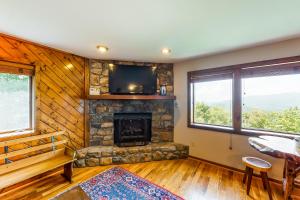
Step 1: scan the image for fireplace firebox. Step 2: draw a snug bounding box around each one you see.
[114,113,152,147]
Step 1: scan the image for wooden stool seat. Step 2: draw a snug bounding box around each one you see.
[242,156,273,200]
[242,157,272,172]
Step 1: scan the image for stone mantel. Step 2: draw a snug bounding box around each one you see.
[87,94,176,100]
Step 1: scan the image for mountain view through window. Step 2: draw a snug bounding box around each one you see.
[242,74,300,134]
[193,79,232,127]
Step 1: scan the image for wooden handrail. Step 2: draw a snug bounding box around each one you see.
[0,140,67,160]
[0,131,65,147]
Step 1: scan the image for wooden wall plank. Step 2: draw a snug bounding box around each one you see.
[0,34,85,149]
[40,94,84,128]
[0,47,13,60]
[39,112,83,148]
[41,63,82,97]
[39,76,82,112]
[40,72,81,106]
[0,37,31,64]
[39,82,84,118]
[40,102,84,134]
[24,44,83,91]
[51,51,84,82]
[3,37,37,64]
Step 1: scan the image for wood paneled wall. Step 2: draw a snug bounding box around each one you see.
[0,34,86,150]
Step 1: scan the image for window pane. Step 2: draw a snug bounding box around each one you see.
[242,74,300,134]
[192,79,232,127]
[0,73,30,132]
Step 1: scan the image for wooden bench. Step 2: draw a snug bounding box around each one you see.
[0,131,76,190]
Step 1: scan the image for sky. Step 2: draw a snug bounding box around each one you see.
[194,73,300,103]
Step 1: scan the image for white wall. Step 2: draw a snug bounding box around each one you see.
[174,38,300,180]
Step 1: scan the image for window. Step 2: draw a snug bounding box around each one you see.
[190,78,233,128]
[188,56,300,136]
[242,74,300,134]
[0,62,34,133]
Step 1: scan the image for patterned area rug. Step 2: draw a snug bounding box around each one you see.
[52,167,183,200]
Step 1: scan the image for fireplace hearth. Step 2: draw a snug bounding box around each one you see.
[114,113,152,147]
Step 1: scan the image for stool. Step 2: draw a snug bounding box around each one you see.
[242,157,273,200]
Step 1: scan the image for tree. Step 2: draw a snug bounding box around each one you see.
[194,102,231,126]
[0,73,29,92]
[194,102,300,134]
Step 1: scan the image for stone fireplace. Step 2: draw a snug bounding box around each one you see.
[114,113,152,147]
[88,59,176,147]
[89,100,175,146]
[75,60,189,167]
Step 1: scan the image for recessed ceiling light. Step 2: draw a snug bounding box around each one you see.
[97,45,109,53]
[162,48,171,55]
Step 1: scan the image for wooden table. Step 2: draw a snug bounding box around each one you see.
[249,135,300,200]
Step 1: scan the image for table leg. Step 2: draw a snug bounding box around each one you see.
[247,168,253,195]
[282,159,300,200]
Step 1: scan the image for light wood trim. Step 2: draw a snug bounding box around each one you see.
[0,60,34,70]
[0,149,65,175]
[0,140,67,159]
[0,60,34,75]
[0,131,65,147]
[84,58,90,147]
[0,65,33,76]
[87,94,176,100]
[34,61,41,132]
[0,130,34,139]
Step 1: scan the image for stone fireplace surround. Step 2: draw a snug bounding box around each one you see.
[75,60,189,167]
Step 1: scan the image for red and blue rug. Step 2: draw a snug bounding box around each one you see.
[77,167,183,200]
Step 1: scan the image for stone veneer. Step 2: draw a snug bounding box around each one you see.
[89,59,174,146]
[89,60,174,95]
[78,59,189,167]
[89,100,174,146]
[75,143,189,167]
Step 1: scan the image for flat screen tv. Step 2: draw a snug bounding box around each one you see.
[109,65,157,95]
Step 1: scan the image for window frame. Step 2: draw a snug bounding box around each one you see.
[0,61,34,134]
[189,71,235,130]
[187,55,300,137]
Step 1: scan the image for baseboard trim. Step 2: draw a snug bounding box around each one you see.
[188,155,282,185]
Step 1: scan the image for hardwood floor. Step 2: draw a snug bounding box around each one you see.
[0,158,283,200]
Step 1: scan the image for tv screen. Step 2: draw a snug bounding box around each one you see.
[109,65,157,95]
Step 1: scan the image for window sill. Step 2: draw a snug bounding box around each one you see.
[188,124,297,139]
[241,129,297,139]
[0,130,35,139]
[188,123,234,133]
